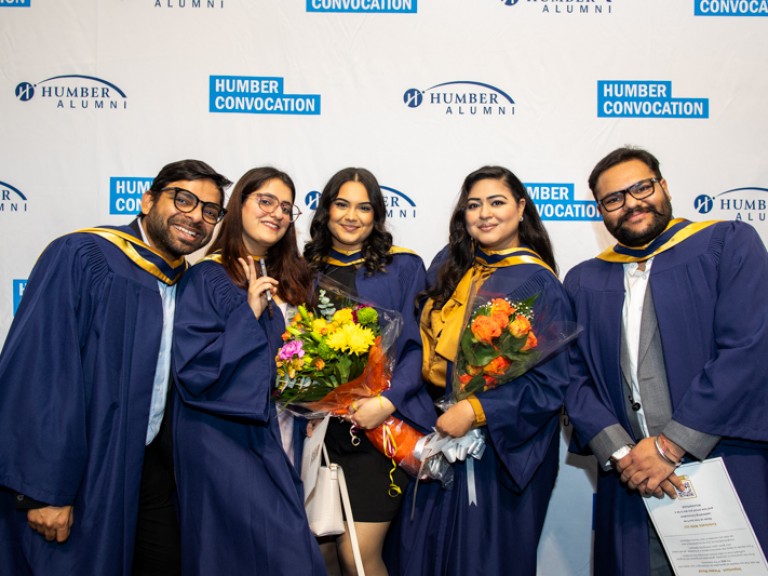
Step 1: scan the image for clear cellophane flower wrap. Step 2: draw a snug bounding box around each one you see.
[274,274,428,479]
[439,284,581,409]
[421,282,581,486]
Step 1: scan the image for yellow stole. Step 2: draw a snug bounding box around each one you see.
[322,245,417,267]
[420,247,555,388]
[78,227,187,285]
[201,253,224,264]
[200,252,266,265]
[596,218,719,263]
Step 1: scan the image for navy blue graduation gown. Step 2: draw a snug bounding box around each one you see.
[350,251,436,432]
[565,221,768,575]
[172,260,325,576]
[389,250,573,576]
[0,225,166,574]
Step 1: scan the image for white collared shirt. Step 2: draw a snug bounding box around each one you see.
[138,219,177,445]
[622,257,654,438]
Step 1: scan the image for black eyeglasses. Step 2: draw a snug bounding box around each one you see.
[597,178,660,212]
[161,187,226,224]
[249,193,302,223]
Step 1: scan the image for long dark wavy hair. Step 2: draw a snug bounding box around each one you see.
[303,167,393,276]
[206,167,313,306]
[424,165,558,309]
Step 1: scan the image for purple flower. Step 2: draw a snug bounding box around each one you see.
[279,340,305,360]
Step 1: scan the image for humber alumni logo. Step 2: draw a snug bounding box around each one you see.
[501,0,613,15]
[0,180,28,213]
[154,0,224,8]
[404,81,515,117]
[14,75,128,110]
[304,186,417,220]
[694,186,768,223]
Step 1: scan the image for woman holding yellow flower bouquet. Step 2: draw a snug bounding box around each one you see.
[303,167,436,576]
[388,166,575,576]
[171,167,325,575]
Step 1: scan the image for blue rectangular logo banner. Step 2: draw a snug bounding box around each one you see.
[526,183,601,221]
[13,280,27,315]
[306,0,416,13]
[209,75,321,115]
[597,80,709,118]
[0,0,31,7]
[694,0,768,16]
[110,177,153,215]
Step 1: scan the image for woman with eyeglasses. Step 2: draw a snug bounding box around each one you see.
[171,167,325,575]
[303,167,436,576]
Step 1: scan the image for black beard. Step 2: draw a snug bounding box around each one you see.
[143,211,208,259]
[607,198,673,247]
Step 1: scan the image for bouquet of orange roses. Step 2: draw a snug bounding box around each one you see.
[420,287,580,491]
[433,287,579,410]
[452,294,541,401]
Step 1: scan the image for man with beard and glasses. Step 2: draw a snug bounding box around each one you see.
[564,147,768,576]
[0,160,231,576]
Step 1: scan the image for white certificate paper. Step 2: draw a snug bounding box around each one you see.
[644,457,768,575]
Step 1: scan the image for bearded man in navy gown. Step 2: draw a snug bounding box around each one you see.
[0,159,230,576]
[565,146,768,576]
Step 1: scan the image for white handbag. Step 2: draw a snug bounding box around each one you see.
[304,444,345,537]
[301,416,366,575]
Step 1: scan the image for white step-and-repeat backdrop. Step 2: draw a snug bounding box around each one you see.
[2,1,766,573]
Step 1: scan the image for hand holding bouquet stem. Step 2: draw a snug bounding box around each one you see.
[348,395,396,429]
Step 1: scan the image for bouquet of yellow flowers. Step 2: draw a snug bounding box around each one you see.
[275,289,386,405]
[274,276,432,479]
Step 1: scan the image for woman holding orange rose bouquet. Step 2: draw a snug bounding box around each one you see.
[387,166,575,576]
[303,167,436,576]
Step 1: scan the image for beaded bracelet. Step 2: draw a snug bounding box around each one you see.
[654,435,681,467]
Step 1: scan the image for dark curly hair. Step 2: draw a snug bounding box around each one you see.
[206,167,313,306]
[304,167,393,276]
[424,165,558,309]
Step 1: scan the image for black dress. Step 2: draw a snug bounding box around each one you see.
[322,263,409,523]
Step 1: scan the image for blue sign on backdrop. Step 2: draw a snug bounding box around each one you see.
[110,177,153,215]
[13,280,27,315]
[695,0,768,16]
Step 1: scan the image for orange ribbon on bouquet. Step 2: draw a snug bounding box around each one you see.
[305,337,426,479]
